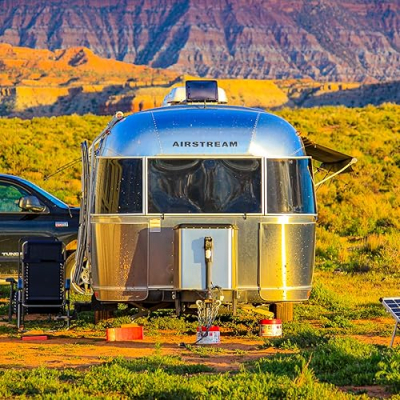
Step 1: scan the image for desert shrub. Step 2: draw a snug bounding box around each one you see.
[309,282,351,312]
[262,323,329,351]
[308,337,387,386]
[376,347,400,393]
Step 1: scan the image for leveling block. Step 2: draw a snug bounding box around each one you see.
[196,326,220,344]
[106,324,143,342]
[21,335,48,341]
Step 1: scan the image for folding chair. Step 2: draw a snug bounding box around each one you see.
[6,277,17,322]
[15,238,70,329]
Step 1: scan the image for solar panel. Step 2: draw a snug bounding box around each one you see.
[381,298,400,321]
[380,297,400,347]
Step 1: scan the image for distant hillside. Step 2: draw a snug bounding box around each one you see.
[0,45,398,117]
[0,43,180,116]
[0,0,399,82]
[275,80,400,108]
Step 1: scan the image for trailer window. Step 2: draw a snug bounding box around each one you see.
[95,159,142,214]
[267,159,315,214]
[148,158,262,213]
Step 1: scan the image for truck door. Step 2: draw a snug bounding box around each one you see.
[0,179,50,275]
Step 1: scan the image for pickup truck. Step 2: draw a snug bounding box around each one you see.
[0,174,85,292]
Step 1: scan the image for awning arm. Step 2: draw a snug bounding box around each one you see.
[315,157,357,187]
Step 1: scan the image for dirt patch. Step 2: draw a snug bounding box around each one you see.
[0,317,396,372]
[340,385,392,399]
[0,328,283,372]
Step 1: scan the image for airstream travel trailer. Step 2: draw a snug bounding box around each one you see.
[74,80,356,322]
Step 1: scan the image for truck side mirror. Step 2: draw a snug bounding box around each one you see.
[19,196,47,212]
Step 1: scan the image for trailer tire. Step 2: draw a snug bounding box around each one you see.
[65,252,92,295]
[270,303,294,322]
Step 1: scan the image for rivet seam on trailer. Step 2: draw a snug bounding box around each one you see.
[249,112,261,151]
[151,112,163,153]
[291,131,306,156]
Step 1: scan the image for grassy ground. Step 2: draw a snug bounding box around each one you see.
[0,271,399,399]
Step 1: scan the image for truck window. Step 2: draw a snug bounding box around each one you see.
[148,158,262,213]
[0,182,29,212]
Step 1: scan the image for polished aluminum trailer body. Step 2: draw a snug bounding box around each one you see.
[86,104,318,308]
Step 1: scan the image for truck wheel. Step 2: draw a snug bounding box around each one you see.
[65,252,92,295]
[270,303,294,322]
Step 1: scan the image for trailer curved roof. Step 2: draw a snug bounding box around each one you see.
[100,105,306,158]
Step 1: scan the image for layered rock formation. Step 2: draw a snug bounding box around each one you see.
[0,0,399,81]
[0,43,180,116]
[0,44,398,118]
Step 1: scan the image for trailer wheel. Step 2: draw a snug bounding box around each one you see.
[270,303,294,322]
[65,252,92,295]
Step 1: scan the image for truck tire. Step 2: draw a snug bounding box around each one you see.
[270,303,294,322]
[65,252,92,295]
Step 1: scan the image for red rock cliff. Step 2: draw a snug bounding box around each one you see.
[0,0,399,81]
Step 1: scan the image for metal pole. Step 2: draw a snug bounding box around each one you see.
[390,322,398,348]
[204,237,213,298]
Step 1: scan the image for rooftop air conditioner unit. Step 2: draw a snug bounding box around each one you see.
[162,80,228,106]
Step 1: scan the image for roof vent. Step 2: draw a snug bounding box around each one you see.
[162,80,228,106]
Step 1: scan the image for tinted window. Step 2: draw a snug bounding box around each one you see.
[148,158,262,213]
[267,159,315,214]
[0,182,29,212]
[95,159,142,214]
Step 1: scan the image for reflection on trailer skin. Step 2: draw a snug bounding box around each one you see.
[90,215,316,303]
[76,81,356,320]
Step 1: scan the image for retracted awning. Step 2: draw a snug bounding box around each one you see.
[301,136,357,173]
